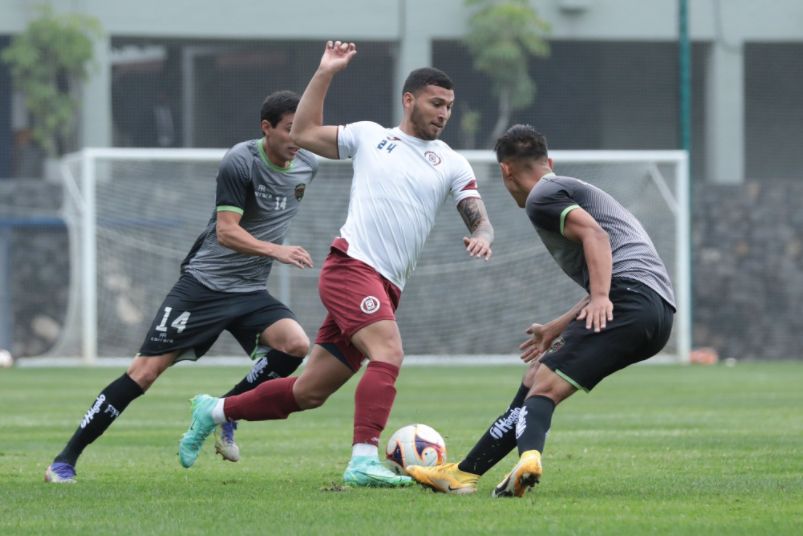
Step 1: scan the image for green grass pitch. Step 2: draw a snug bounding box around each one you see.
[1,362,801,535]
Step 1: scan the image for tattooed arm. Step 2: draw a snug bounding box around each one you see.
[457,197,494,260]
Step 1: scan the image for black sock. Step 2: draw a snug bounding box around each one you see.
[221,350,303,397]
[516,395,556,455]
[54,373,144,467]
[458,383,530,476]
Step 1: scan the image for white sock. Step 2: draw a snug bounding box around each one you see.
[211,398,227,424]
[352,443,378,458]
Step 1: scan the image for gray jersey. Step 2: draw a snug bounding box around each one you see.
[525,174,676,309]
[182,139,318,293]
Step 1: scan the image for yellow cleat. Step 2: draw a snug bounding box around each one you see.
[492,450,542,498]
[406,463,479,495]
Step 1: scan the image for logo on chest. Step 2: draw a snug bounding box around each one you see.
[424,151,442,166]
[294,183,306,201]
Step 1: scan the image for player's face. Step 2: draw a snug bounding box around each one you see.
[407,85,454,140]
[262,112,299,167]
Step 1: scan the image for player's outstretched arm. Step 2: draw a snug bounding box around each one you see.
[519,296,589,363]
[290,40,357,159]
[457,197,494,260]
[217,211,313,268]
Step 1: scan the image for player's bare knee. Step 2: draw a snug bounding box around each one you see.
[127,354,172,391]
[126,366,160,391]
[369,346,404,367]
[280,335,310,359]
[295,389,328,410]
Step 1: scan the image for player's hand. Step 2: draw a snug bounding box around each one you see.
[519,323,555,364]
[463,236,492,261]
[576,295,613,332]
[271,244,313,269]
[319,41,357,73]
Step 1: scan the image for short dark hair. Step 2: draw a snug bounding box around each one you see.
[260,90,300,126]
[402,67,454,95]
[494,124,549,163]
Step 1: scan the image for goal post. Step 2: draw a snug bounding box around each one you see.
[52,148,690,365]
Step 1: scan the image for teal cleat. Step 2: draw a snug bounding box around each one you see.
[178,394,218,468]
[343,456,413,488]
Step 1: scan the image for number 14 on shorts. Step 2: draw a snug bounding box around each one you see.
[155,306,191,334]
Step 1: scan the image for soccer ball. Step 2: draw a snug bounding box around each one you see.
[0,349,13,368]
[385,424,446,474]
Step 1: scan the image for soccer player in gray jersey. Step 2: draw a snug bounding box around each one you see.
[45,91,318,483]
[407,124,676,498]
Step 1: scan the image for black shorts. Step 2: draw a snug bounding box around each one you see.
[539,278,674,391]
[138,273,296,362]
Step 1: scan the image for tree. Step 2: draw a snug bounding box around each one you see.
[1,5,101,157]
[463,0,550,147]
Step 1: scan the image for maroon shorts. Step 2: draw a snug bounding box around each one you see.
[315,238,401,371]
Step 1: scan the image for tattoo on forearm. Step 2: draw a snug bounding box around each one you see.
[457,198,494,242]
[458,198,483,233]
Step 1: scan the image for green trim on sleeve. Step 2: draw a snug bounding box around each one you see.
[216,205,244,215]
[559,204,581,236]
[258,137,294,172]
[555,369,589,393]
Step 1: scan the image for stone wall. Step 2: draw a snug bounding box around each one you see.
[692,179,803,360]
[0,180,70,357]
[1,178,801,360]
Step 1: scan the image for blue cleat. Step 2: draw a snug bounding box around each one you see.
[45,462,76,484]
[178,394,218,468]
[214,421,240,462]
[343,456,413,488]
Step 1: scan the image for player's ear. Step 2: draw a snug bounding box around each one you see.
[402,91,415,110]
[499,161,512,180]
[260,119,272,137]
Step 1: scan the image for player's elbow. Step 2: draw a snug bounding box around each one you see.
[585,227,610,248]
[216,225,235,249]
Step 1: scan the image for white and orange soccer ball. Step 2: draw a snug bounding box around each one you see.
[385,424,446,475]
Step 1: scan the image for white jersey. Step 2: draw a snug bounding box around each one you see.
[336,121,481,290]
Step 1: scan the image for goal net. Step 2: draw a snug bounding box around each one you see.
[53,148,689,364]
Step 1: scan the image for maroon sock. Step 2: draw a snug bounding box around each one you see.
[353,361,400,446]
[223,376,301,421]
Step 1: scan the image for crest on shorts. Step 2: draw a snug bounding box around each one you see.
[360,296,381,314]
[294,183,306,201]
[424,151,442,166]
[546,336,565,354]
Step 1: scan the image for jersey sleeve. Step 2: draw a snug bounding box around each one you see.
[449,153,481,205]
[310,153,320,182]
[299,150,320,183]
[215,150,251,215]
[337,121,377,160]
[526,178,581,236]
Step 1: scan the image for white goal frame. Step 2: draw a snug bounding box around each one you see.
[57,148,690,365]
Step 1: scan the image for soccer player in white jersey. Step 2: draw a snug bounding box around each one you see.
[406,124,676,497]
[178,41,494,487]
[45,91,319,484]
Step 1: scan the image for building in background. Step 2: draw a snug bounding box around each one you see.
[1,0,802,360]
[0,0,801,182]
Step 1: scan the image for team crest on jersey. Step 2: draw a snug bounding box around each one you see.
[294,183,306,201]
[360,296,381,314]
[424,151,442,166]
